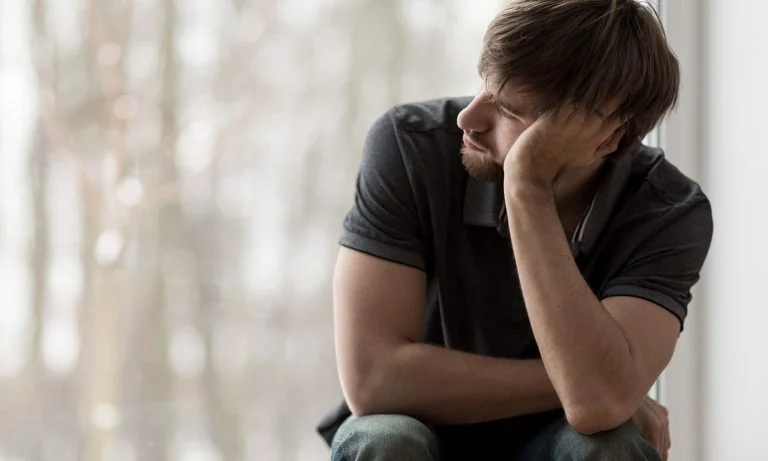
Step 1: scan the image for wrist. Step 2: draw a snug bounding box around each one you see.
[503,151,557,196]
[503,175,555,205]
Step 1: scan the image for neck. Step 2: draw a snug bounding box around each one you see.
[553,160,605,236]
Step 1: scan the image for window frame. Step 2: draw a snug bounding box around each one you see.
[655,0,705,460]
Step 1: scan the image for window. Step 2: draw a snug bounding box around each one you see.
[0,1,496,459]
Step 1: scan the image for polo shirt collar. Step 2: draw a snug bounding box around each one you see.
[575,145,634,255]
[463,176,505,228]
[462,144,636,255]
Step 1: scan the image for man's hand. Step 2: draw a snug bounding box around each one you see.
[502,102,626,191]
[631,396,670,460]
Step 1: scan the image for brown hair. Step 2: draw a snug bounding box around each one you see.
[479,0,679,146]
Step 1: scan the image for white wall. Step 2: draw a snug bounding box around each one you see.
[663,1,768,459]
[701,0,768,459]
[661,1,706,459]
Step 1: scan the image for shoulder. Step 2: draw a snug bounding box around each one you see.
[385,97,471,134]
[598,146,713,326]
[629,144,708,208]
[367,97,469,156]
[616,144,713,244]
[363,97,470,185]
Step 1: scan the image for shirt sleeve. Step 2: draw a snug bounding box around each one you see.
[600,197,713,330]
[339,108,427,270]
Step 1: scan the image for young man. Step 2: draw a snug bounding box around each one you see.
[318,1,712,460]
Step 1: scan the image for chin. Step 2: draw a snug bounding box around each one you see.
[461,147,504,182]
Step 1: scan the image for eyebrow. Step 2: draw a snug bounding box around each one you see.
[494,97,527,116]
[481,74,539,118]
[492,93,534,120]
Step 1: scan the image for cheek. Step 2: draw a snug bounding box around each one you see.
[494,122,524,156]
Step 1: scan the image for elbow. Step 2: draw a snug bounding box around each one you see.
[344,381,380,417]
[564,398,635,435]
[341,364,389,417]
[339,342,415,417]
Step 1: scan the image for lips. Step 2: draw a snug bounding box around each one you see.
[463,134,486,152]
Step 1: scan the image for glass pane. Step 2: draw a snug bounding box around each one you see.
[0,1,498,460]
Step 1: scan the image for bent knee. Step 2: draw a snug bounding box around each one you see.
[332,414,438,461]
[556,421,660,461]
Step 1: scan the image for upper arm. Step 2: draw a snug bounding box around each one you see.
[333,248,426,408]
[333,108,429,410]
[602,296,679,398]
[601,196,713,400]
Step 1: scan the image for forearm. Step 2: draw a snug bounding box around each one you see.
[504,188,639,423]
[348,341,560,425]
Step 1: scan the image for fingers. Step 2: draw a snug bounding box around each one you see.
[637,397,666,460]
[659,420,669,461]
[546,104,577,126]
[650,410,665,459]
[662,409,671,461]
[651,399,670,461]
[600,112,628,138]
[599,96,625,120]
[575,104,627,138]
[543,101,624,128]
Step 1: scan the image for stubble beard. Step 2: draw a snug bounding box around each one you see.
[461,147,504,182]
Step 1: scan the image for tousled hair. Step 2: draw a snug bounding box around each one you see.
[479,0,679,145]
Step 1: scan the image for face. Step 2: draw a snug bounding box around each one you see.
[457,79,539,181]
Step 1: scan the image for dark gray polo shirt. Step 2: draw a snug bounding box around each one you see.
[318,97,713,458]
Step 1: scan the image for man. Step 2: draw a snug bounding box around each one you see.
[317,1,713,460]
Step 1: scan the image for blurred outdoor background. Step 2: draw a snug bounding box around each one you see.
[1,0,766,460]
[0,0,502,460]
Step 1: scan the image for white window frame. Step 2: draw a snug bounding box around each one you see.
[657,0,704,460]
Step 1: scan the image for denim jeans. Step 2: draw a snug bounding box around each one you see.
[330,414,660,461]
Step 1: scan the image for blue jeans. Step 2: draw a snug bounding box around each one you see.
[331,414,660,461]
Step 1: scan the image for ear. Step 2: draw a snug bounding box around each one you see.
[595,127,626,157]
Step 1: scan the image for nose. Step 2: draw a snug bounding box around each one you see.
[457,93,492,134]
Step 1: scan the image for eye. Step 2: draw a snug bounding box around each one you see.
[486,93,519,121]
[494,102,516,120]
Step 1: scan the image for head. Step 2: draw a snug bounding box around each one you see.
[458,0,680,181]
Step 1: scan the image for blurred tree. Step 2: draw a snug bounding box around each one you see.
[22,0,51,458]
[0,0,489,459]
